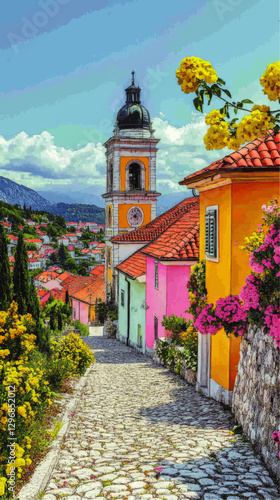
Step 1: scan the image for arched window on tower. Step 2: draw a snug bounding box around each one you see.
[108,162,113,192]
[128,163,141,190]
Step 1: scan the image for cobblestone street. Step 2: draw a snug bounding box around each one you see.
[42,332,279,500]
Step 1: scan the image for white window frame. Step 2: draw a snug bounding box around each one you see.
[205,205,219,263]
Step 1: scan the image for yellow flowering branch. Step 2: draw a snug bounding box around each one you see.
[176,57,280,150]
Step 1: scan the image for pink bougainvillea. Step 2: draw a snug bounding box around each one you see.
[264,305,280,347]
[272,430,280,457]
[215,295,247,336]
[239,276,260,311]
[194,304,222,336]
[192,201,280,347]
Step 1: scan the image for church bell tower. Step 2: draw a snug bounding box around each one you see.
[103,72,160,301]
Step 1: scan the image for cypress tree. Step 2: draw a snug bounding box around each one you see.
[0,224,11,310]
[13,232,29,315]
[28,279,40,323]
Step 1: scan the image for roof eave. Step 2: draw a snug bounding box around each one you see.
[180,166,280,186]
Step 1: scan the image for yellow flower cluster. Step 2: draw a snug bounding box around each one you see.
[0,302,36,364]
[239,231,265,253]
[176,56,218,94]
[0,477,7,496]
[236,107,274,144]
[204,120,230,150]
[260,61,280,101]
[51,332,95,375]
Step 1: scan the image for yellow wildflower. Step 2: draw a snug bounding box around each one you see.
[260,61,280,101]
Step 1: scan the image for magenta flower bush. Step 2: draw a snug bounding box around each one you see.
[272,430,280,457]
[192,200,280,347]
[194,304,222,335]
[215,295,247,336]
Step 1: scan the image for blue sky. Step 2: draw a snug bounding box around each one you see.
[0,0,278,203]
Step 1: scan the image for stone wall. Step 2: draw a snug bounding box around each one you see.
[232,326,280,481]
[103,319,118,339]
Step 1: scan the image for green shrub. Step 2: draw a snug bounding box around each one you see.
[73,320,89,336]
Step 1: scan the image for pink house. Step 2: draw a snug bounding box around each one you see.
[141,200,199,354]
[114,197,199,356]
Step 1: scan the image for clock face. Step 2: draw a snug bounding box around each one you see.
[127,206,144,227]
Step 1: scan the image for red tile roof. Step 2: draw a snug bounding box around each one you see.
[57,271,72,282]
[142,217,199,261]
[180,130,280,185]
[117,251,147,279]
[90,265,105,277]
[96,243,105,248]
[112,197,199,243]
[70,276,105,304]
[25,239,42,243]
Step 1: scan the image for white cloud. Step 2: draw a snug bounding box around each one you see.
[0,115,226,196]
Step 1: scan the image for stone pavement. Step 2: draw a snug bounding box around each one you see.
[42,333,279,500]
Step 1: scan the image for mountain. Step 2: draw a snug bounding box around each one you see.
[156,190,193,215]
[38,190,104,208]
[0,176,53,211]
[52,203,105,224]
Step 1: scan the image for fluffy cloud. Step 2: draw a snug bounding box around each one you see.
[0,115,225,196]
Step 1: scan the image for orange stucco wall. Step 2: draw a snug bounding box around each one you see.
[118,204,151,228]
[231,181,279,294]
[200,180,279,391]
[120,157,149,191]
[200,185,233,390]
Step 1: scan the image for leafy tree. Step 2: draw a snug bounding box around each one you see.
[29,267,44,280]
[47,224,58,238]
[53,215,66,230]
[13,232,30,314]
[64,256,77,273]
[0,224,11,310]
[26,243,37,251]
[176,57,280,150]
[96,229,105,243]
[69,225,77,232]
[75,247,82,256]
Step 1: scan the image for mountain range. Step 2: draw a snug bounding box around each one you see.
[0,175,194,221]
[0,176,105,223]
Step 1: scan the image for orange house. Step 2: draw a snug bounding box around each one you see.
[180,131,280,404]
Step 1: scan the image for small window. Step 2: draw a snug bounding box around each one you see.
[154,260,158,289]
[121,290,125,307]
[154,315,158,339]
[205,207,218,260]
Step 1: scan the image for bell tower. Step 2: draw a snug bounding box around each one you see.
[102,72,160,301]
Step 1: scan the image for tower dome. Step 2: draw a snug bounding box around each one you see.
[116,71,150,130]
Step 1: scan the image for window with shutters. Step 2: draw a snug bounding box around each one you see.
[154,260,159,289]
[205,206,218,261]
[154,315,158,339]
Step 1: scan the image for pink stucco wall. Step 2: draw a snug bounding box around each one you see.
[145,257,193,350]
[72,300,89,326]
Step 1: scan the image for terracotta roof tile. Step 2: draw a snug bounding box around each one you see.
[141,202,199,261]
[70,276,105,303]
[90,265,105,277]
[116,251,147,279]
[112,197,199,243]
[180,131,280,185]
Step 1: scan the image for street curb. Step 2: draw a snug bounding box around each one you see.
[15,362,95,500]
